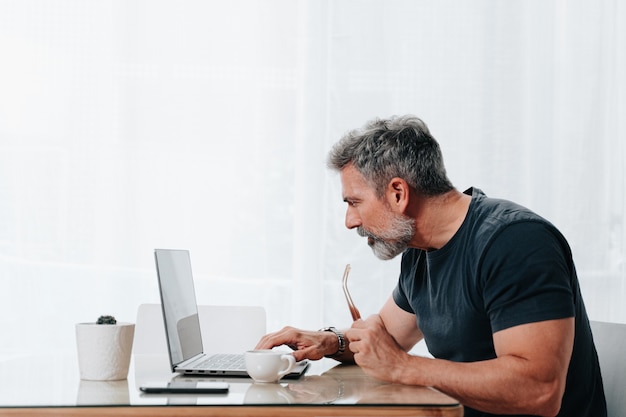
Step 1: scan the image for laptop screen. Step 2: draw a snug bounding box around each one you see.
[154,249,203,366]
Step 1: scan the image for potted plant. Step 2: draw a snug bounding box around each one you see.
[75,315,135,381]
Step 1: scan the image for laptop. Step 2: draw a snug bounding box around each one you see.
[154,248,309,378]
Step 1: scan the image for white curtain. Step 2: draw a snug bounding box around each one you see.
[0,0,624,360]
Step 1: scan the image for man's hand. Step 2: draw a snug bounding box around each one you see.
[255,326,339,362]
[345,314,410,382]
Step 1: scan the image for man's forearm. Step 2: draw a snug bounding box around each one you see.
[395,354,564,417]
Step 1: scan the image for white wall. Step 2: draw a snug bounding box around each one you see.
[0,0,624,360]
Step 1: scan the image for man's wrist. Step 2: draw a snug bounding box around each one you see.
[319,326,346,358]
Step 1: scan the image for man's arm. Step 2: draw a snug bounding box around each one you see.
[378,295,423,350]
[347,314,574,417]
[254,295,421,362]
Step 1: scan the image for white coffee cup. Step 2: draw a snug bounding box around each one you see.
[244,350,296,383]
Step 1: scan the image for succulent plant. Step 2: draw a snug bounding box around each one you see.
[96,315,117,325]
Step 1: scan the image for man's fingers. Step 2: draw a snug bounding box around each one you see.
[255,326,332,361]
[291,347,312,362]
[255,326,297,350]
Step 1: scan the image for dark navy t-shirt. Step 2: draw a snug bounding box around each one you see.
[392,188,605,417]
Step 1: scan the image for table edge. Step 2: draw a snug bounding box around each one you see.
[0,404,463,417]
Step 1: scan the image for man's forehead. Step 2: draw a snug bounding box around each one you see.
[340,165,373,197]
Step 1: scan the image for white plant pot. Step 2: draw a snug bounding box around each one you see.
[75,322,135,381]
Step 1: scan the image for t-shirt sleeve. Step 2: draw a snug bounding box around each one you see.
[392,283,413,313]
[480,221,576,333]
[392,249,420,314]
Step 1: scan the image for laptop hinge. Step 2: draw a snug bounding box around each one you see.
[175,353,205,369]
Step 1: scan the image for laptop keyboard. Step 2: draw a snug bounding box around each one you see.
[193,353,245,370]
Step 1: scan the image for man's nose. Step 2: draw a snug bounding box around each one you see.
[345,208,361,229]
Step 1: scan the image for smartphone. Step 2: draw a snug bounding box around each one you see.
[140,381,230,394]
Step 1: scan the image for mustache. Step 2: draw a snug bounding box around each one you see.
[357,225,404,243]
[357,226,376,240]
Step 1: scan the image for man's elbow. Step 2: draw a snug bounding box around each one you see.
[531,380,565,417]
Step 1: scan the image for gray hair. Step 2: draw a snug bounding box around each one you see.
[327,115,454,197]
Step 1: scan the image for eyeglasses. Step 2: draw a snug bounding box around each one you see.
[342,264,361,321]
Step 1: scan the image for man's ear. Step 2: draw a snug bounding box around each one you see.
[386,178,410,212]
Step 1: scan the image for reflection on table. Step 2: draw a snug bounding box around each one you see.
[0,354,462,416]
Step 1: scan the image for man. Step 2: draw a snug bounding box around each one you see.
[256,115,606,417]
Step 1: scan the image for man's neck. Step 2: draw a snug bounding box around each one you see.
[410,189,472,251]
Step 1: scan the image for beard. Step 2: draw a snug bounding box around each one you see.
[357,212,415,260]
